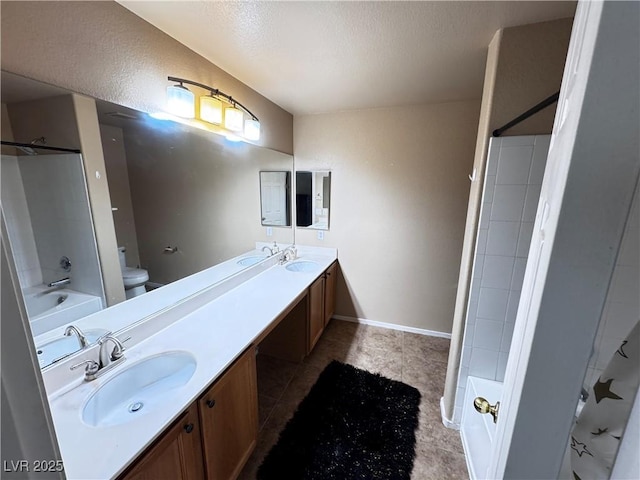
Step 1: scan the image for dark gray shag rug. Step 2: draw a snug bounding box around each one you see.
[257,360,421,480]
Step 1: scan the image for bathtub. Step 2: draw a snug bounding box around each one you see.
[461,376,503,480]
[23,285,103,336]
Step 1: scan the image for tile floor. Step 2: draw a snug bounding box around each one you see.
[238,319,468,479]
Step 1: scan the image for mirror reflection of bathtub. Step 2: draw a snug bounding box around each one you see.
[24,285,103,337]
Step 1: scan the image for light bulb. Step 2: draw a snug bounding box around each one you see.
[224,106,244,132]
[200,96,223,124]
[244,119,261,141]
[166,85,195,118]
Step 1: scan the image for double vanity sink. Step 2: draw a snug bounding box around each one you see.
[43,245,337,479]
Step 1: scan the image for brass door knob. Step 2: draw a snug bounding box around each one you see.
[474,397,500,423]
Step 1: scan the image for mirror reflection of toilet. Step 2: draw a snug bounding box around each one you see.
[118,247,149,299]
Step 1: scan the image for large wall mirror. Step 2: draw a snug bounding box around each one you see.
[0,71,293,368]
[296,171,331,230]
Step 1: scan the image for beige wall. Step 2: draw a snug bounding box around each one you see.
[442,17,573,420]
[295,100,481,333]
[0,1,293,154]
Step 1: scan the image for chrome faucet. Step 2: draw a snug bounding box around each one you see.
[262,242,280,256]
[64,325,89,349]
[47,277,70,288]
[70,334,129,381]
[280,245,297,264]
[98,334,126,369]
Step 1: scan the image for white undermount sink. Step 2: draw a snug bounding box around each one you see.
[237,255,267,266]
[82,351,197,427]
[285,260,319,272]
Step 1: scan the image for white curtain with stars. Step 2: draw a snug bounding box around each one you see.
[571,320,640,479]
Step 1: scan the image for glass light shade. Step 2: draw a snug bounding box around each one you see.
[244,119,261,141]
[224,106,244,132]
[166,85,195,118]
[199,96,223,124]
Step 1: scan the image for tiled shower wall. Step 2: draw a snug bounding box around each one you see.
[584,182,639,389]
[13,154,104,303]
[1,155,43,287]
[454,135,550,423]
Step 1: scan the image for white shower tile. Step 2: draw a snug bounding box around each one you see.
[479,202,491,229]
[477,287,509,321]
[461,345,472,368]
[496,146,534,185]
[473,254,485,279]
[481,255,515,290]
[491,185,527,221]
[510,257,527,292]
[487,140,500,175]
[476,229,488,255]
[469,348,499,379]
[522,184,542,222]
[506,290,521,323]
[500,136,535,147]
[483,175,496,204]
[516,222,535,258]
[486,221,520,256]
[501,322,516,353]
[496,352,510,382]
[463,326,474,346]
[529,136,551,185]
[474,318,504,351]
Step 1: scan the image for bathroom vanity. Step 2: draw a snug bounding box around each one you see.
[42,245,338,479]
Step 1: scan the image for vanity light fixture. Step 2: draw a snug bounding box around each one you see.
[165,76,260,141]
[166,82,195,119]
[199,94,223,125]
[224,104,244,132]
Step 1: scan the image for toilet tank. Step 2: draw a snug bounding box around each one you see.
[117,247,126,270]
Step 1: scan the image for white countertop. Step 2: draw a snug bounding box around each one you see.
[46,246,337,479]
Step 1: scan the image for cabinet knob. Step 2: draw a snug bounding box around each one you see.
[184,423,194,434]
[206,399,216,408]
[326,272,331,276]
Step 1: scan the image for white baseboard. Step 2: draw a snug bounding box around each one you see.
[332,315,451,339]
[440,396,460,430]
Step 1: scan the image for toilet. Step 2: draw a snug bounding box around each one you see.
[118,247,149,299]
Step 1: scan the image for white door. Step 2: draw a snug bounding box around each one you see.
[487,1,640,478]
[260,172,288,225]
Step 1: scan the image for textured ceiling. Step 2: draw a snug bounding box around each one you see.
[118,1,576,116]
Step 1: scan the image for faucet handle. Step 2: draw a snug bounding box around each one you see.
[70,359,100,378]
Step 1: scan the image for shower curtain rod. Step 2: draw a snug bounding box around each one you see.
[492,91,560,137]
[1,140,81,154]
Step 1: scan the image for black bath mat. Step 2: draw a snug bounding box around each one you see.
[257,360,421,480]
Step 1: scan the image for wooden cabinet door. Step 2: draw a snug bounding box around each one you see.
[323,262,338,327]
[308,274,325,352]
[121,404,205,480]
[198,346,258,480]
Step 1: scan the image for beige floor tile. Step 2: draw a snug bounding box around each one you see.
[240,322,466,479]
[412,443,469,479]
[257,394,278,431]
[256,354,300,399]
[404,332,451,364]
